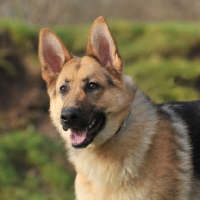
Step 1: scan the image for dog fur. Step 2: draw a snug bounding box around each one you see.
[38,16,200,200]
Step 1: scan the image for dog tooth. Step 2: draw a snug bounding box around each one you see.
[88,118,96,130]
[92,119,95,125]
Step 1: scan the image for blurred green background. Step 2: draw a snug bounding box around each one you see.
[0,1,200,200]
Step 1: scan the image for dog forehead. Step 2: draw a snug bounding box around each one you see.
[60,56,105,80]
[79,56,104,75]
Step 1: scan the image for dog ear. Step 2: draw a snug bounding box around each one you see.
[38,28,72,85]
[86,17,123,77]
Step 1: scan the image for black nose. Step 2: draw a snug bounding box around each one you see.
[61,107,80,127]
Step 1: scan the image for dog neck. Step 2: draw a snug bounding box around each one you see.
[115,110,131,134]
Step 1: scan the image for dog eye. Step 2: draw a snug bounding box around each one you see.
[60,85,68,94]
[88,82,98,90]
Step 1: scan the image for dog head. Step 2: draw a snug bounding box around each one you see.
[38,17,136,148]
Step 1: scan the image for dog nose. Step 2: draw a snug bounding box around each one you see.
[61,107,80,126]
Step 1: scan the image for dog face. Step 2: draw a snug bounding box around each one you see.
[39,17,136,148]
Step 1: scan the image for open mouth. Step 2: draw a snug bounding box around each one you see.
[69,115,105,148]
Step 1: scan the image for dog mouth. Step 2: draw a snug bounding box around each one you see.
[69,115,105,148]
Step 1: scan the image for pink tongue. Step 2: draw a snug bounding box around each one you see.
[69,128,88,145]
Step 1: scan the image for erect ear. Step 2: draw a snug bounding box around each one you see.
[38,28,72,85]
[86,16,123,77]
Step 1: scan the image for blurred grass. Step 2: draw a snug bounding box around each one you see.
[125,57,200,102]
[0,127,75,200]
[0,18,200,199]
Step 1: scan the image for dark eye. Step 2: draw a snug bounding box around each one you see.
[60,85,68,94]
[88,82,98,90]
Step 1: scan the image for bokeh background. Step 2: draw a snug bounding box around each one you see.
[0,0,200,199]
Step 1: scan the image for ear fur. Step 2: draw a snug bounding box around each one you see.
[86,17,123,77]
[38,28,72,85]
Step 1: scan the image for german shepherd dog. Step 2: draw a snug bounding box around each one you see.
[38,17,200,199]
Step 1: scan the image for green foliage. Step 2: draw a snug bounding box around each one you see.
[0,19,38,53]
[125,57,200,102]
[110,21,200,62]
[0,127,75,200]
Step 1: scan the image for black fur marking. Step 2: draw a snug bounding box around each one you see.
[158,101,200,179]
[53,89,56,96]
[105,74,116,87]
[82,77,90,83]
[65,79,70,83]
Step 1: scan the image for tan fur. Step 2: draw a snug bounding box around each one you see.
[38,17,196,199]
